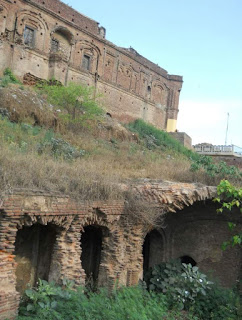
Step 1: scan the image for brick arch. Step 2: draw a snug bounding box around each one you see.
[73,40,101,73]
[152,81,168,105]
[142,228,166,275]
[17,213,75,230]
[16,10,49,32]
[14,223,59,294]
[50,25,74,45]
[76,213,122,288]
[15,10,49,50]
[117,62,133,90]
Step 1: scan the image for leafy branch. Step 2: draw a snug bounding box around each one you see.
[214,180,242,248]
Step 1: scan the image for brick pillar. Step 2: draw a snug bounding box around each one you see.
[0,217,20,320]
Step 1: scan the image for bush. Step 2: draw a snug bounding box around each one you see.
[191,285,241,320]
[0,68,22,87]
[18,281,171,320]
[37,137,85,160]
[145,260,241,319]
[40,83,104,130]
[145,260,213,310]
[191,156,242,182]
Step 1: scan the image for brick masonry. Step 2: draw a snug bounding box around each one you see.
[0,0,183,131]
[0,183,241,319]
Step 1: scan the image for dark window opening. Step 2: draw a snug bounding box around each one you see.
[23,26,35,47]
[82,54,91,71]
[81,226,102,288]
[51,38,59,52]
[180,256,197,267]
[14,224,57,294]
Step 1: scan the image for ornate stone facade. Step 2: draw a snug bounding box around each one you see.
[0,0,183,131]
[0,183,241,319]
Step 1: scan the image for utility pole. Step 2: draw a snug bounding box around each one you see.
[225,112,229,145]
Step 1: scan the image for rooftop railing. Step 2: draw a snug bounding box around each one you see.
[194,144,242,157]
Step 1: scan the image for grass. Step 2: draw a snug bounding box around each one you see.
[0,77,240,202]
[17,284,197,320]
[127,119,199,160]
[0,113,229,202]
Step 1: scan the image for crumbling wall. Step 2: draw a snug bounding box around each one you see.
[164,201,242,287]
[0,183,241,320]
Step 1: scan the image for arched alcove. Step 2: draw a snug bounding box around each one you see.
[81,225,104,288]
[142,229,164,276]
[50,26,73,61]
[14,224,57,294]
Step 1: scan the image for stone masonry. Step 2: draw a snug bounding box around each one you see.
[0,0,183,132]
[0,182,241,319]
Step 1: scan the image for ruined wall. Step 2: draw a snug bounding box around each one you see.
[0,0,182,131]
[0,183,241,320]
[169,132,192,148]
[164,202,242,287]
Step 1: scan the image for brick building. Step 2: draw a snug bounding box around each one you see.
[0,182,241,319]
[0,0,183,131]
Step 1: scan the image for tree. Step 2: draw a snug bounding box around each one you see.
[41,82,103,123]
[214,180,242,249]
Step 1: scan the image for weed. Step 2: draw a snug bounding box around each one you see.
[0,68,22,87]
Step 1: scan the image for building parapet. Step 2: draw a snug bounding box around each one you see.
[194,144,242,157]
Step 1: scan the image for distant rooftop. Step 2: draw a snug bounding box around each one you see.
[194,144,242,157]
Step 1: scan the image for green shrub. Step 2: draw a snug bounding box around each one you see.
[0,68,22,87]
[39,83,104,127]
[191,285,241,320]
[145,260,213,310]
[37,137,85,160]
[191,155,242,181]
[18,281,170,320]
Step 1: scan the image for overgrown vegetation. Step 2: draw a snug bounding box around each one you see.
[0,69,241,202]
[144,260,213,311]
[144,260,241,319]
[128,119,242,185]
[40,82,104,130]
[127,119,199,159]
[17,263,241,320]
[0,67,22,87]
[17,280,197,320]
[214,180,242,248]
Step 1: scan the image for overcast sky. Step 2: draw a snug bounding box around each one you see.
[63,0,242,146]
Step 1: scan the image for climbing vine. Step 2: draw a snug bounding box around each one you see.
[214,180,242,249]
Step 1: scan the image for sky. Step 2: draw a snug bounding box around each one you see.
[62,0,242,146]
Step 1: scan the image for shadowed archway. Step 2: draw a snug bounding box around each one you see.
[14,224,57,294]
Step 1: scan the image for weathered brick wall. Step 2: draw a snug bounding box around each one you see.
[0,0,182,130]
[0,191,127,320]
[169,132,192,148]
[164,201,242,288]
[0,183,241,319]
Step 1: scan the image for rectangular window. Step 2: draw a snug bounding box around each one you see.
[51,38,59,52]
[82,55,90,71]
[23,26,35,47]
